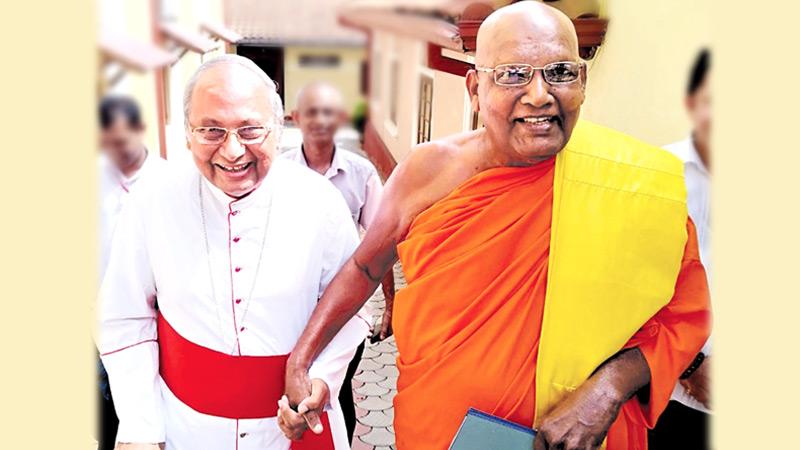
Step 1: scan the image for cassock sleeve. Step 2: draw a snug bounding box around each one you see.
[622,217,712,427]
[96,193,164,444]
[308,192,370,407]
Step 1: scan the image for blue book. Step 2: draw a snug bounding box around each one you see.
[449,408,537,450]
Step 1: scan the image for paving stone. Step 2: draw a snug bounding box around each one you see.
[362,347,381,359]
[357,358,383,372]
[379,390,396,404]
[373,352,397,365]
[354,370,386,383]
[377,377,397,389]
[359,410,394,428]
[371,341,396,354]
[360,428,395,447]
[356,406,369,418]
[376,365,399,378]
[354,421,371,437]
[351,437,373,450]
[356,396,393,411]
[355,382,391,397]
[352,378,365,389]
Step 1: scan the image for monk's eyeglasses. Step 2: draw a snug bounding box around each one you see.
[189,124,273,146]
[475,61,584,86]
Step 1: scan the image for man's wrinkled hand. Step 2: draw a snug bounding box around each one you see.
[680,355,711,409]
[284,364,312,410]
[532,381,622,450]
[115,443,164,450]
[278,379,330,440]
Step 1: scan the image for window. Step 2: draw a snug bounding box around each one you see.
[417,74,433,144]
[298,54,340,68]
[388,57,399,126]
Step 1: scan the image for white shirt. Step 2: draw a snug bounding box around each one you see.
[97,158,369,449]
[98,150,167,279]
[280,146,384,231]
[665,136,712,413]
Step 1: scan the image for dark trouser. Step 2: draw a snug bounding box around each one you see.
[97,357,119,450]
[648,400,710,450]
[338,341,365,444]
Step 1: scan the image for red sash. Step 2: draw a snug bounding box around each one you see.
[157,314,335,449]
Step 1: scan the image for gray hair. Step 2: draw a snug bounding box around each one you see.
[183,54,284,130]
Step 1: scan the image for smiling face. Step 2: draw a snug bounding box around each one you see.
[467,2,586,164]
[186,64,278,198]
[292,82,347,149]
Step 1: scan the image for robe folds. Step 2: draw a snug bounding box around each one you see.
[393,149,711,450]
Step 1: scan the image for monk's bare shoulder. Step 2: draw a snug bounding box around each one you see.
[382,130,485,234]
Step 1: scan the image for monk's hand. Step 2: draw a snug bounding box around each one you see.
[680,355,711,409]
[284,363,312,411]
[532,379,622,450]
[278,395,309,441]
[533,348,651,450]
[372,308,394,342]
[114,443,165,450]
[297,378,330,435]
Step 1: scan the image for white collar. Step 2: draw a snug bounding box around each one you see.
[672,136,709,174]
[200,161,278,210]
[299,144,345,178]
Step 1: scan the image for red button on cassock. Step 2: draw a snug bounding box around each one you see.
[235,267,241,272]
[235,299,242,304]
[233,237,240,243]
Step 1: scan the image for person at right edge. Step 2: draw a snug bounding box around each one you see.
[648,48,712,450]
[279,3,712,449]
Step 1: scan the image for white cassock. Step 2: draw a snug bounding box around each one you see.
[97,158,370,450]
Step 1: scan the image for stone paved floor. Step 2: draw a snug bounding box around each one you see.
[351,263,405,450]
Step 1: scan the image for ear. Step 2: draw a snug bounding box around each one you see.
[291,109,300,124]
[579,63,588,93]
[466,69,480,112]
[337,108,349,126]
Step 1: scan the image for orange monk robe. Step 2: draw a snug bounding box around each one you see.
[392,157,711,450]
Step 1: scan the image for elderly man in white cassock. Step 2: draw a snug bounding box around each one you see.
[96,54,368,450]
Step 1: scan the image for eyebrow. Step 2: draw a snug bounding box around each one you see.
[193,117,265,127]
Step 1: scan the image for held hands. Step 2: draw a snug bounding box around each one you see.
[532,379,624,450]
[278,377,330,440]
[680,355,711,409]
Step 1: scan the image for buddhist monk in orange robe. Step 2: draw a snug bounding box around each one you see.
[278,3,711,450]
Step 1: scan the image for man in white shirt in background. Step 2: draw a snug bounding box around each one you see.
[97,55,368,450]
[649,48,712,450]
[97,95,167,450]
[280,81,396,444]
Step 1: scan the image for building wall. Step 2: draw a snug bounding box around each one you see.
[581,0,711,146]
[369,33,419,163]
[99,0,227,161]
[283,46,366,116]
[429,69,472,141]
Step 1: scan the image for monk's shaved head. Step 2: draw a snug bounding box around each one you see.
[476,1,579,67]
[466,1,587,165]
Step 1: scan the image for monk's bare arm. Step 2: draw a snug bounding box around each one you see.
[285,142,464,405]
